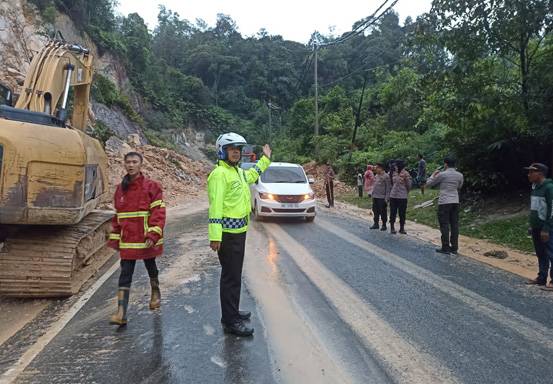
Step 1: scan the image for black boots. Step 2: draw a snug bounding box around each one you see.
[390,224,397,234]
[223,321,254,337]
[110,287,130,326]
[238,311,251,320]
[380,224,387,231]
[370,223,380,230]
[149,277,161,310]
[399,225,407,235]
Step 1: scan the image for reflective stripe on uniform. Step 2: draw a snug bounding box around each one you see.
[150,200,165,209]
[117,211,150,219]
[119,238,164,249]
[253,165,262,175]
[221,217,248,229]
[209,218,223,224]
[109,233,121,240]
[148,226,163,236]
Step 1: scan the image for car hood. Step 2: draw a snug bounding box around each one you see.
[257,182,313,195]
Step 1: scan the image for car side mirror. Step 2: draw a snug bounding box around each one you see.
[307,176,315,184]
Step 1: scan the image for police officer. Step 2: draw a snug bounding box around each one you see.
[370,163,391,231]
[208,133,272,337]
[426,157,464,254]
[108,152,166,326]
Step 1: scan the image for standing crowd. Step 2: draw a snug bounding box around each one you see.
[348,155,464,254]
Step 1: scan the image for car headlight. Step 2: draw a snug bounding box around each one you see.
[303,193,315,201]
[259,192,276,201]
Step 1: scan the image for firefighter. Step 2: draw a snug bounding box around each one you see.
[108,151,166,326]
[208,133,272,337]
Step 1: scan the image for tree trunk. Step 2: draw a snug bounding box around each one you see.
[519,32,530,121]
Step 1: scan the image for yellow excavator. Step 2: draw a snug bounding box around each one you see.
[0,41,113,297]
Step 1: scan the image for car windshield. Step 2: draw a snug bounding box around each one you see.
[261,167,306,183]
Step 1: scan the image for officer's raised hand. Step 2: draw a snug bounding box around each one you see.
[263,144,272,159]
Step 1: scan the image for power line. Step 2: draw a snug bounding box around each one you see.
[320,0,401,48]
[293,52,314,95]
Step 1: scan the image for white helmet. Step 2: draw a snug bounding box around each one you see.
[216,132,247,160]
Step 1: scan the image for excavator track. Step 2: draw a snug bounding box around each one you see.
[0,211,115,298]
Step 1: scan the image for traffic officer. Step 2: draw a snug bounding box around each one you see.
[208,133,271,337]
[108,152,166,326]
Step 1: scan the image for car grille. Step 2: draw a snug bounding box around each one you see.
[273,208,306,213]
[274,195,304,203]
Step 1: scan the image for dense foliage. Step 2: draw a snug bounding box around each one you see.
[31,0,553,192]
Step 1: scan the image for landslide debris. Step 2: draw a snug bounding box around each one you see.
[303,161,354,198]
[105,136,213,207]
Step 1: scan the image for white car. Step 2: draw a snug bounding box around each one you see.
[250,162,316,222]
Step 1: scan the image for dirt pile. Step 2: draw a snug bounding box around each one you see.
[105,136,212,207]
[303,161,354,198]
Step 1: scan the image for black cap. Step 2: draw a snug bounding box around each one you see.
[524,163,549,175]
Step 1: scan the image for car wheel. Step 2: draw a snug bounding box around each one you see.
[254,201,264,222]
[306,216,315,223]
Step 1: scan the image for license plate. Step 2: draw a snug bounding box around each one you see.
[281,203,299,208]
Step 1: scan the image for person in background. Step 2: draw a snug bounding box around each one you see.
[417,154,427,195]
[370,163,391,231]
[364,164,375,197]
[324,162,336,208]
[426,157,464,254]
[389,160,411,234]
[523,163,553,290]
[357,170,364,198]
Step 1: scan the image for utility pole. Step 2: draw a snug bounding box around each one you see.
[314,43,319,139]
[267,101,272,144]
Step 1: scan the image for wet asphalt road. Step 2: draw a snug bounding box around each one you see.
[3,207,553,383]
[10,212,276,384]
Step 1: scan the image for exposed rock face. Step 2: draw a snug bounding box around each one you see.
[0,0,47,90]
[92,101,147,144]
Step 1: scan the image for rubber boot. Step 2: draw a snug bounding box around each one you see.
[149,277,161,310]
[399,224,407,234]
[390,223,397,234]
[110,287,130,326]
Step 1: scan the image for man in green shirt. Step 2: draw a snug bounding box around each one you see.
[525,163,553,290]
[208,132,272,336]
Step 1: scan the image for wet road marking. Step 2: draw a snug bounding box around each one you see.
[0,260,121,384]
[263,223,459,384]
[318,218,553,351]
[246,229,357,384]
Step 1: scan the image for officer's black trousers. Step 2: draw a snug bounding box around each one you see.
[438,203,460,252]
[372,198,388,225]
[218,231,247,324]
[390,198,407,227]
[118,258,158,288]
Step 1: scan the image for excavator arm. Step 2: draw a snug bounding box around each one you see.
[15,41,93,130]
